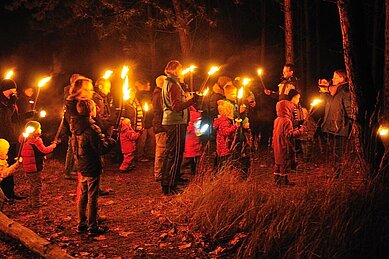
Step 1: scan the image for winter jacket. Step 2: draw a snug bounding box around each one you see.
[71,116,115,178]
[0,93,19,143]
[152,87,165,134]
[0,159,18,182]
[321,83,353,137]
[162,75,195,125]
[213,116,238,157]
[184,107,202,158]
[20,133,55,173]
[120,124,140,154]
[92,90,115,133]
[272,100,303,166]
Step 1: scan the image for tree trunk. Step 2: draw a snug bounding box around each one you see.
[147,5,157,76]
[284,0,294,63]
[385,0,389,117]
[172,0,191,60]
[0,212,74,259]
[260,0,266,66]
[304,0,312,90]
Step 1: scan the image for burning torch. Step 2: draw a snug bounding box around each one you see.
[33,76,51,111]
[102,70,113,79]
[199,66,220,93]
[17,126,36,160]
[4,70,14,80]
[113,66,130,138]
[182,65,197,92]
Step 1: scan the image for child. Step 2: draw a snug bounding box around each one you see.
[183,106,202,174]
[20,121,57,209]
[119,118,140,172]
[0,138,20,210]
[72,99,115,235]
[213,100,239,169]
[272,100,305,186]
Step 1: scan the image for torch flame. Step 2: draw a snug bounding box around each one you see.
[103,70,113,79]
[143,102,149,112]
[122,77,130,101]
[202,87,209,96]
[378,126,389,137]
[208,66,220,76]
[310,99,323,107]
[242,78,251,86]
[23,126,36,138]
[257,68,263,76]
[38,76,51,88]
[237,87,244,99]
[39,110,47,118]
[5,70,14,80]
[182,65,197,76]
[121,65,129,79]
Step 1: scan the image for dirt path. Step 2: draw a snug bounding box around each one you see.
[1,159,206,258]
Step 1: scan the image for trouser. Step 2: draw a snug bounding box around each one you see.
[154,132,167,179]
[161,124,186,190]
[136,127,156,159]
[77,174,100,230]
[186,156,200,174]
[26,172,42,208]
[64,138,74,176]
[120,152,135,170]
[324,133,347,174]
[1,143,17,198]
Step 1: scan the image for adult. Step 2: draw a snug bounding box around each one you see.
[17,86,35,121]
[264,63,298,100]
[135,80,155,162]
[0,79,24,200]
[93,78,115,135]
[152,75,167,182]
[160,60,198,195]
[318,69,353,178]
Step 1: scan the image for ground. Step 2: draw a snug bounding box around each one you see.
[0,150,365,258]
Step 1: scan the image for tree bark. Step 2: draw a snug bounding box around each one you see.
[0,212,74,259]
[172,0,191,60]
[385,0,389,117]
[284,0,294,63]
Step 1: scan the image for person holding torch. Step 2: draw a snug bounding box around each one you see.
[160,60,199,195]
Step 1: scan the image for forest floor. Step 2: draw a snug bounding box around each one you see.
[0,150,366,258]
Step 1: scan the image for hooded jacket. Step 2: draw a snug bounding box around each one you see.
[120,123,140,154]
[213,116,238,157]
[272,100,303,166]
[184,107,202,158]
[20,133,55,173]
[71,116,115,177]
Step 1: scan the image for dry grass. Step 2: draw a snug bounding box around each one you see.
[175,159,389,258]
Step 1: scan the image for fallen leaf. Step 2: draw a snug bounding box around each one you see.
[159,243,167,248]
[101,200,114,206]
[80,252,90,256]
[63,216,72,222]
[93,235,107,241]
[119,231,133,237]
[151,210,162,216]
[178,243,192,250]
[159,233,168,240]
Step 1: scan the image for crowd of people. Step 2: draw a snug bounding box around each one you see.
[0,60,353,236]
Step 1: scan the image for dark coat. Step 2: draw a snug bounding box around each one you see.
[152,87,164,134]
[92,90,115,133]
[321,83,353,137]
[0,93,18,143]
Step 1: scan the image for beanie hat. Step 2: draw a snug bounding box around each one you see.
[0,138,10,159]
[1,79,17,92]
[288,89,300,100]
[24,121,41,132]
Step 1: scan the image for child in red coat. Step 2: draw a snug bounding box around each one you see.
[20,121,57,208]
[213,100,240,169]
[119,118,140,172]
[272,100,305,186]
[183,106,202,174]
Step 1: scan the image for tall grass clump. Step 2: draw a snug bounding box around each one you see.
[179,163,389,258]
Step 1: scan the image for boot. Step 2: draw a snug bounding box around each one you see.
[274,174,281,186]
[283,175,295,186]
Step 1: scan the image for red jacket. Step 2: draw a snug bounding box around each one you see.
[20,133,55,173]
[272,100,303,166]
[120,125,140,154]
[213,116,237,157]
[184,107,202,158]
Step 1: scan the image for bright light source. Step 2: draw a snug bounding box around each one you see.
[202,87,209,96]
[103,70,113,79]
[200,124,209,134]
[257,68,263,76]
[143,102,149,112]
[39,110,47,118]
[310,99,323,107]
[5,70,14,79]
[182,65,197,75]
[237,87,244,99]
[38,76,51,88]
[208,66,220,76]
[23,126,36,138]
[378,126,389,137]
[121,66,129,79]
[242,78,251,86]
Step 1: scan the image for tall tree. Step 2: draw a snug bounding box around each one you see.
[284,0,294,63]
[171,0,191,60]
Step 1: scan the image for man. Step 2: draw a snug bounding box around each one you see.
[318,69,353,178]
[264,63,298,100]
[160,60,198,195]
[93,78,115,135]
[0,79,24,200]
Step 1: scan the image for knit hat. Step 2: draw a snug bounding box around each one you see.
[25,120,41,130]
[288,89,300,99]
[1,79,17,92]
[0,138,10,159]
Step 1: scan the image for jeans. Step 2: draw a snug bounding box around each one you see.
[161,125,186,190]
[77,174,100,230]
[154,132,167,179]
[26,172,42,208]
